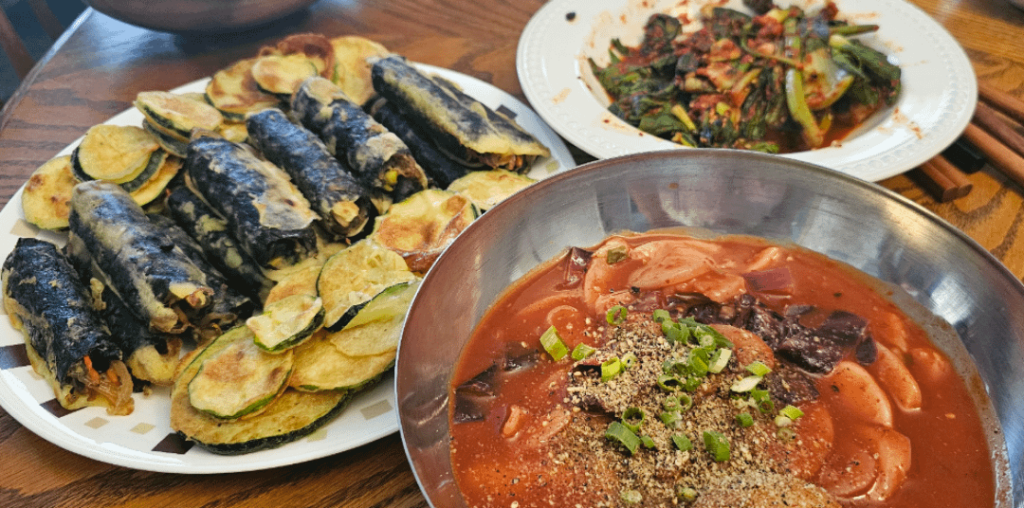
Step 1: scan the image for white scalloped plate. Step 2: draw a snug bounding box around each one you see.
[517,0,976,182]
[0,65,574,473]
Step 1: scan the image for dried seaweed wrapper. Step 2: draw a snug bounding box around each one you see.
[246,108,376,238]
[165,186,274,302]
[291,76,428,201]
[1,238,133,413]
[370,98,472,188]
[185,136,320,270]
[370,55,550,173]
[69,180,215,334]
[147,213,256,340]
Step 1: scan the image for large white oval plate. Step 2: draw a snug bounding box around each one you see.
[517,0,976,182]
[0,65,574,473]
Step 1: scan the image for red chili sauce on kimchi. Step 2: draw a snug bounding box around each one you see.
[449,233,994,508]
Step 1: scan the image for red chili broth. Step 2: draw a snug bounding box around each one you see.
[448,233,995,508]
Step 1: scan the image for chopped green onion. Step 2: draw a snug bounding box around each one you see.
[620,489,643,504]
[750,388,774,414]
[641,435,656,448]
[677,393,694,412]
[571,343,596,361]
[695,329,717,349]
[672,434,693,451]
[683,376,702,392]
[663,395,681,411]
[678,316,700,328]
[736,413,754,428]
[731,375,763,393]
[660,411,682,429]
[688,349,709,377]
[601,357,623,382]
[780,405,804,420]
[606,245,629,264]
[622,407,645,433]
[621,352,639,369]
[708,348,732,374]
[606,305,627,326]
[657,374,682,392]
[702,431,731,462]
[605,421,641,454]
[652,309,671,323]
[676,485,698,503]
[699,325,734,349]
[539,326,568,360]
[775,415,793,428]
[745,361,772,377]
[777,426,797,442]
[662,321,689,343]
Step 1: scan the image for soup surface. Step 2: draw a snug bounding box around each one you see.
[449,233,994,508]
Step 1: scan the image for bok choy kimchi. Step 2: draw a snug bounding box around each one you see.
[590,1,901,153]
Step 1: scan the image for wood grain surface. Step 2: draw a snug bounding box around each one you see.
[0,0,1023,506]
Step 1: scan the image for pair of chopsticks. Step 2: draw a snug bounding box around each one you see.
[917,82,1024,202]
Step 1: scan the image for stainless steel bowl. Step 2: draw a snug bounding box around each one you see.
[396,149,1022,507]
[84,0,319,33]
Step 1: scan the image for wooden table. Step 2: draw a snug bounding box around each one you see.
[0,0,1022,506]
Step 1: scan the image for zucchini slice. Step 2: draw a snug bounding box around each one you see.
[247,294,325,353]
[143,121,189,158]
[128,154,182,206]
[118,149,168,193]
[334,280,419,356]
[205,57,282,121]
[171,341,349,455]
[264,263,322,306]
[316,238,416,329]
[252,54,322,98]
[186,326,294,420]
[447,169,536,211]
[329,35,390,106]
[21,155,79,230]
[218,121,249,143]
[289,329,395,392]
[134,91,224,143]
[370,188,478,273]
[73,125,160,183]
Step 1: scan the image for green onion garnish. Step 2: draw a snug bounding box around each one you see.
[672,434,693,451]
[688,349,709,377]
[539,326,567,360]
[750,388,774,414]
[736,413,754,428]
[606,305,627,326]
[745,361,772,377]
[622,407,645,433]
[730,375,763,393]
[660,411,682,429]
[657,374,682,392]
[708,348,732,374]
[606,245,629,264]
[775,415,793,428]
[662,321,688,343]
[694,325,733,348]
[571,343,596,361]
[663,395,681,411]
[780,405,804,420]
[605,421,640,454]
[678,393,693,412]
[601,357,623,382]
[652,309,671,323]
[676,486,698,502]
[641,435,656,448]
[620,489,642,504]
[702,431,731,462]
[683,376,702,392]
[621,352,638,369]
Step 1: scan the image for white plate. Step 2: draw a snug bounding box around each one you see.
[516,0,976,182]
[0,65,575,474]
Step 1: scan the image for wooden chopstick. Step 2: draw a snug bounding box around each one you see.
[972,101,1024,158]
[978,82,1024,126]
[917,154,972,202]
[963,122,1024,189]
